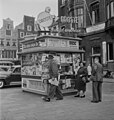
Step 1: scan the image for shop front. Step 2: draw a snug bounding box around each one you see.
[19,35,84,95]
[82,23,114,77]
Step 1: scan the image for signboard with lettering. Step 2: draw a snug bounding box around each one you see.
[23,40,46,49]
[22,37,79,50]
[68,40,79,49]
[60,16,78,23]
[28,79,46,92]
[37,7,54,27]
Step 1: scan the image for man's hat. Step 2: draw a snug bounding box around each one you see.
[47,54,54,59]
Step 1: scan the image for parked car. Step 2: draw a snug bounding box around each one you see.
[0,61,14,66]
[0,65,21,88]
[0,66,13,75]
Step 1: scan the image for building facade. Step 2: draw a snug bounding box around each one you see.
[15,15,36,52]
[15,15,52,53]
[58,0,114,72]
[0,18,18,61]
[82,0,114,72]
[58,0,86,37]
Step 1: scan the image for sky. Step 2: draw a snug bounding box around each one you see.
[0,0,58,28]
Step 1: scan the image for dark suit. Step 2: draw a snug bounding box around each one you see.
[46,59,63,99]
[91,62,103,102]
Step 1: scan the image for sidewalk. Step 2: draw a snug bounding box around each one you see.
[1,82,114,120]
[103,78,114,83]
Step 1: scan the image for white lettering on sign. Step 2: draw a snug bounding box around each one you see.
[23,40,46,49]
[61,16,78,23]
[47,39,61,47]
[37,11,54,27]
[38,15,54,24]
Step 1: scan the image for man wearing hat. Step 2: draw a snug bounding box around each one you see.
[42,54,63,102]
[91,57,103,103]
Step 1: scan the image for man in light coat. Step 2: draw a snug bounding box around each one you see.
[91,57,103,103]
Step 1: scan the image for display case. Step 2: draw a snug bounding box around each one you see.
[19,35,84,95]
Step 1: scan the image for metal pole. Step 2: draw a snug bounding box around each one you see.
[83,0,93,25]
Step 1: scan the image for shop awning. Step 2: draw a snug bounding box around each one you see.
[18,47,85,55]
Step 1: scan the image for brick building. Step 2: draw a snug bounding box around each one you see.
[58,0,86,37]
[15,15,37,52]
[58,0,114,72]
[15,15,52,53]
[0,18,18,60]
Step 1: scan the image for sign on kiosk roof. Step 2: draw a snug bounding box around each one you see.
[37,7,54,27]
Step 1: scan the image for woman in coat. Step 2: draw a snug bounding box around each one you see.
[74,62,88,98]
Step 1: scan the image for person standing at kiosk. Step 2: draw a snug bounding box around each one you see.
[90,57,103,103]
[42,54,63,102]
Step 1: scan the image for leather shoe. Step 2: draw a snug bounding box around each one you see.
[74,95,80,97]
[56,98,63,100]
[91,100,99,103]
[42,97,50,102]
[80,95,85,98]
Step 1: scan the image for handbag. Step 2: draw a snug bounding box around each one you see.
[82,76,90,83]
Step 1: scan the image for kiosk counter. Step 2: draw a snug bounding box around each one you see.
[19,35,84,95]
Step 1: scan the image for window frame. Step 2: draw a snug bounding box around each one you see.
[107,4,110,19]
[74,7,84,29]
[20,32,24,38]
[107,43,114,61]
[27,25,32,31]
[111,2,114,17]
[90,2,100,24]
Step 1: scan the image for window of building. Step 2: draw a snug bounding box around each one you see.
[0,41,4,46]
[74,7,84,29]
[7,24,10,30]
[6,30,11,36]
[62,0,66,5]
[6,42,10,46]
[82,47,86,62]
[107,4,110,19]
[12,42,16,46]
[111,2,114,17]
[27,25,32,31]
[92,46,101,54]
[90,2,100,24]
[107,43,113,61]
[20,32,24,38]
[14,50,16,58]
[6,51,10,58]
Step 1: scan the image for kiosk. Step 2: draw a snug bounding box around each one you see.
[19,35,84,95]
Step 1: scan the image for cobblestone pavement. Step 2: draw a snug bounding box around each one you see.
[0,79,114,120]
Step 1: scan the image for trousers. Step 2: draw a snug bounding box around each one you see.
[92,81,102,101]
[47,84,63,99]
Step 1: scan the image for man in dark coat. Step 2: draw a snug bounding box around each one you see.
[91,57,103,103]
[42,54,63,102]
